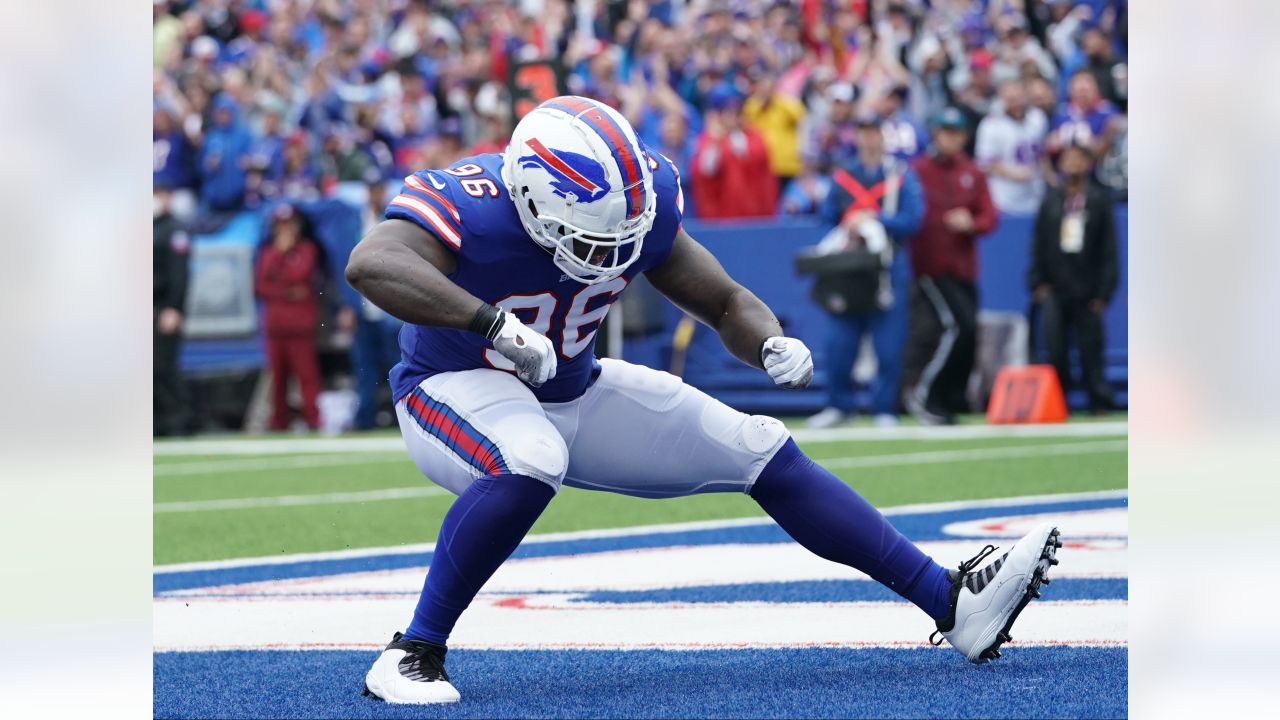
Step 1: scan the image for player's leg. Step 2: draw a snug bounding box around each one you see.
[366,369,567,704]
[265,335,290,430]
[1075,299,1115,411]
[554,360,1059,664]
[867,293,908,421]
[350,318,380,430]
[811,313,863,427]
[901,277,950,423]
[548,359,950,611]
[292,336,323,429]
[1042,291,1072,395]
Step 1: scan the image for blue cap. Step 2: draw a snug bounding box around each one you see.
[706,86,741,111]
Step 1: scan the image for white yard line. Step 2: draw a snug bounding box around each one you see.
[819,439,1126,469]
[155,453,407,477]
[153,421,1127,456]
[154,486,451,513]
[154,488,1127,572]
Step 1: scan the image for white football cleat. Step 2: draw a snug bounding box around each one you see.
[362,632,461,704]
[931,523,1062,663]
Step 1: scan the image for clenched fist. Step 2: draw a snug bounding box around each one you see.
[761,337,813,389]
[492,312,558,387]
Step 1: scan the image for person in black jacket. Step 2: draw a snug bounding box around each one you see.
[154,183,192,436]
[1028,141,1118,411]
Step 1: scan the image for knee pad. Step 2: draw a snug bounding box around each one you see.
[741,414,789,456]
[699,400,789,460]
[496,424,569,488]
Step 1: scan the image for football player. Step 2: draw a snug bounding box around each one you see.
[346,96,1061,704]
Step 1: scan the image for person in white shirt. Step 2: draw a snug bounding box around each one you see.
[975,80,1048,216]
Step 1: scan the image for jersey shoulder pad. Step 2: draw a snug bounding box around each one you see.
[650,151,685,227]
[638,151,685,269]
[385,168,467,251]
[384,155,509,252]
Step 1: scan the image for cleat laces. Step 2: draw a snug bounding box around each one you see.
[929,544,999,646]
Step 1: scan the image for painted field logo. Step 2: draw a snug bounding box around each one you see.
[153,493,1127,652]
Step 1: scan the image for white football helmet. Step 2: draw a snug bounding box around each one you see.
[501,96,657,284]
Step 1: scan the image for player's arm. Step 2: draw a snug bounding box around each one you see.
[345,219,557,386]
[647,228,813,388]
[345,219,479,328]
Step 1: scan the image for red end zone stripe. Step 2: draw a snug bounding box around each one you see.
[404,176,461,221]
[524,137,600,192]
[406,392,501,474]
[554,97,644,217]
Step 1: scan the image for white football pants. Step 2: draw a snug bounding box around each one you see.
[394,358,790,498]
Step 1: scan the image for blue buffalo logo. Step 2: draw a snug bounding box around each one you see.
[519,138,611,203]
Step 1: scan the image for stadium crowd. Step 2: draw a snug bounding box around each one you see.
[153,0,1127,433]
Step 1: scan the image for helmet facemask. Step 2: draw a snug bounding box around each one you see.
[512,182,655,285]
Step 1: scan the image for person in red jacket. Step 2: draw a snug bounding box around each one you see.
[690,90,778,219]
[255,204,323,430]
[903,107,999,424]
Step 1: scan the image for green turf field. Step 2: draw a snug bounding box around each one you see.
[154,417,1127,565]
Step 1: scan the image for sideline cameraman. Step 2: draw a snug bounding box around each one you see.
[805,113,924,428]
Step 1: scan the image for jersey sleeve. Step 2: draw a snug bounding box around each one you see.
[655,151,685,228]
[644,152,686,268]
[384,170,465,252]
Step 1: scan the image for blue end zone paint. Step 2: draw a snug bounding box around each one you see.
[155,647,1127,719]
[154,496,1126,594]
[575,577,1127,604]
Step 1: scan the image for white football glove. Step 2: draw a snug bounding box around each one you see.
[761,336,814,389]
[492,313,558,387]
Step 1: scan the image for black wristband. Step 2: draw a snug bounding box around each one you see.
[468,302,505,340]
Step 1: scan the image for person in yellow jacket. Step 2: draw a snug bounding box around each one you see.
[743,72,807,185]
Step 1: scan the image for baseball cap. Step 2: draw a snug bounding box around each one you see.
[826,82,856,104]
[931,107,967,131]
[706,86,741,111]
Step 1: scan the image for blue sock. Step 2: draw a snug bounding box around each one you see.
[750,439,953,619]
[404,473,555,644]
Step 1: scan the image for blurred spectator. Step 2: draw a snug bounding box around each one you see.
[778,150,832,217]
[1029,141,1117,412]
[877,84,927,162]
[1025,75,1059,119]
[340,181,404,431]
[197,95,252,213]
[1047,70,1120,162]
[975,80,1048,215]
[990,16,1056,87]
[949,49,997,154]
[153,182,192,437]
[255,205,322,432]
[319,128,376,187]
[806,114,924,428]
[743,72,807,186]
[691,91,777,219]
[1074,26,1126,111]
[806,82,859,169]
[153,102,198,222]
[275,131,322,202]
[903,108,998,424]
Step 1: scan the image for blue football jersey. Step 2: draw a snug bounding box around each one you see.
[384,152,684,403]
